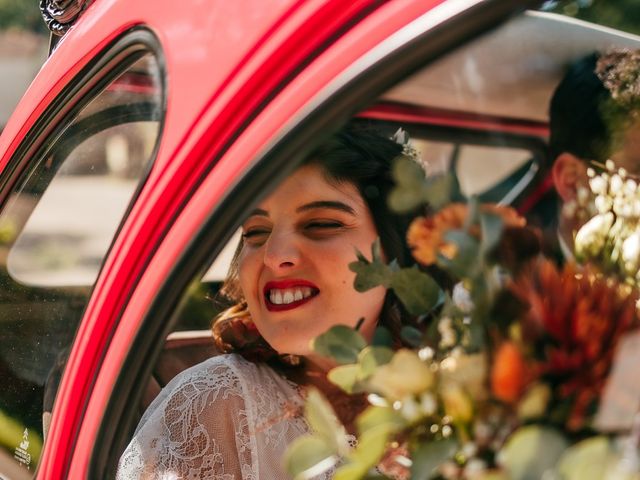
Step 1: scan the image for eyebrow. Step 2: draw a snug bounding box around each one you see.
[247,200,356,218]
[296,200,356,215]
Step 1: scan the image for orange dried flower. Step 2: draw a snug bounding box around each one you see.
[407,203,525,266]
[491,341,528,404]
[509,259,640,430]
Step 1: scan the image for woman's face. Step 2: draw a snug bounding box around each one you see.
[238,164,386,357]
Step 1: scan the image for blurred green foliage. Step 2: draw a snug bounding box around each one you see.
[0,0,47,33]
[544,0,640,35]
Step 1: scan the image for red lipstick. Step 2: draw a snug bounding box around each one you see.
[263,279,319,312]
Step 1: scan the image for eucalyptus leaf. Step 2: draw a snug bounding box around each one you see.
[556,437,615,480]
[389,157,429,213]
[388,188,425,213]
[498,426,568,480]
[480,211,504,255]
[368,349,435,401]
[356,405,405,436]
[328,364,361,394]
[390,267,441,315]
[465,196,480,229]
[304,388,350,455]
[359,346,394,378]
[422,173,454,211]
[400,325,423,347]
[438,230,480,278]
[312,325,367,364]
[348,424,395,467]
[284,435,337,480]
[410,438,458,480]
[333,462,370,480]
[372,326,393,347]
[349,245,392,292]
[392,155,427,186]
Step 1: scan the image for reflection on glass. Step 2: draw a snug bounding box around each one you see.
[0,52,162,475]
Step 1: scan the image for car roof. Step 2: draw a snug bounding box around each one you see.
[383,11,640,123]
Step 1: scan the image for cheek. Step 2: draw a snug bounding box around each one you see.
[237,249,260,297]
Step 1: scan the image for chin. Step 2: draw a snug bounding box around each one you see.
[263,333,310,357]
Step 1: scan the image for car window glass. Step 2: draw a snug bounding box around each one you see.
[0,52,162,476]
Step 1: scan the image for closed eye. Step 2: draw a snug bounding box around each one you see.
[304,221,344,230]
[242,229,270,240]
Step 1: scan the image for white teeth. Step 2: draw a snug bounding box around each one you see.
[268,287,315,305]
[274,291,283,305]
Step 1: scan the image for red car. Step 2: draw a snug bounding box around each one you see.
[0,0,638,478]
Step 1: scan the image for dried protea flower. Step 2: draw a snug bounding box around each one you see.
[508,259,639,430]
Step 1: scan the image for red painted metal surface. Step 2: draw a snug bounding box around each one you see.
[69,0,449,477]
[0,0,512,476]
[362,101,549,138]
[37,0,446,477]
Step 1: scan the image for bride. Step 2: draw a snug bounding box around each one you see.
[117,124,415,479]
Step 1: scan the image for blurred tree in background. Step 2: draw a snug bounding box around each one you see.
[543,0,640,35]
[0,0,47,34]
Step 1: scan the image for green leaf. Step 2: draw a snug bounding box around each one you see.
[349,245,392,292]
[328,364,361,394]
[390,267,441,315]
[438,230,480,278]
[422,174,454,211]
[284,435,337,480]
[312,325,367,364]
[556,437,615,480]
[348,424,394,467]
[367,349,435,401]
[464,196,480,229]
[480,211,504,255]
[371,326,393,347]
[499,426,568,480]
[356,405,405,436]
[388,156,429,213]
[304,388,350,455]
[400,325,423,347]
[359,346,394,378]
[411,438,458,480]
[333,462,370,480]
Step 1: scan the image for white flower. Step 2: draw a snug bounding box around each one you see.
[400,396,422,422]
[419,392,437,416]
[452,282,474,313]
[575,212,614,259]
[589,176,607,196]
[595,194,613,214]
[621,231,640,274]
[611,174,624,194]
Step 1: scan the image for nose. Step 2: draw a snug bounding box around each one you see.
[263,228,301,272]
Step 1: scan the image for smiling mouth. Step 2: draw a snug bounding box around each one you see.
[263,282,319,312]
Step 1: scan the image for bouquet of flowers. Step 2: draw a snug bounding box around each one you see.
[284,147,640,480]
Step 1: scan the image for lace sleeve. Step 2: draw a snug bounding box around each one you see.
[116,356,256,480]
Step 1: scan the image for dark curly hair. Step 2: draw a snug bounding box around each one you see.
[212,124,416,362]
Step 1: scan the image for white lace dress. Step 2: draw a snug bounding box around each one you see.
[116,353,324,479]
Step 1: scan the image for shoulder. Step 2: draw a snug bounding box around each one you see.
[136,354,251,429]
[162,353,257,398]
